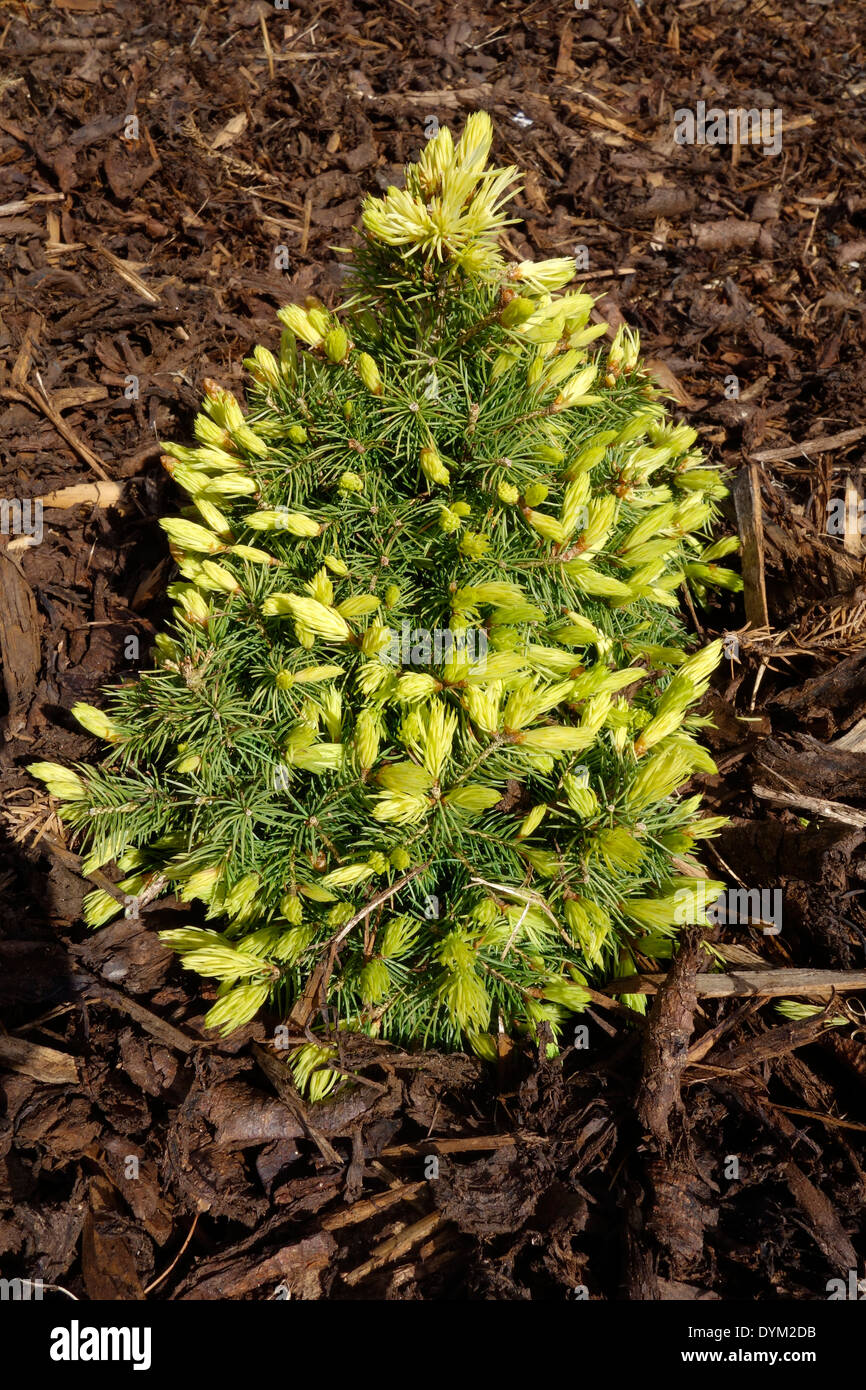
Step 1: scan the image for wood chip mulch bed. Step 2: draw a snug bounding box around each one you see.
[1,0,866,1301]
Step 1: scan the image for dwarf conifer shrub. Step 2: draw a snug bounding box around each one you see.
[31,114,742,1098]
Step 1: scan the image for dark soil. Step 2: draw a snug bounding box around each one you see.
[1,0,866,1302]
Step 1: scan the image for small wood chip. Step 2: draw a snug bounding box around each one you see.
[0,1034,78,1084]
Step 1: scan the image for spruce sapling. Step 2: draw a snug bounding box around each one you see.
[31,113,740,1097]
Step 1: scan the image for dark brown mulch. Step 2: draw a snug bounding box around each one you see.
[2,0,866,1301]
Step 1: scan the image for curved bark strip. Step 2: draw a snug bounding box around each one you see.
[636,929,701,1145]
